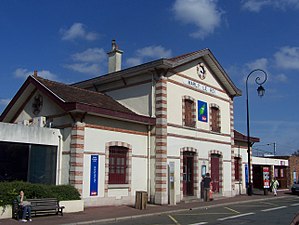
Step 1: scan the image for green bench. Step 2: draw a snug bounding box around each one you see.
[13,198,64,219]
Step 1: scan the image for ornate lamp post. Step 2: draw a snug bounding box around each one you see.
[246,69,268,196]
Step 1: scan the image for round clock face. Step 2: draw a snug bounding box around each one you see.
[32,94,43,115]
[197,63,206,80]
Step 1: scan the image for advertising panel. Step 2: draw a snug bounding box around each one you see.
[263,167,270,188]
[90,155,98,196]
[198,100,208,122]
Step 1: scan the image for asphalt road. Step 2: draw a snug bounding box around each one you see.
[95,196,299,225]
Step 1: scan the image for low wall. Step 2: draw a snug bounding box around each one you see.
[0,200,84,220]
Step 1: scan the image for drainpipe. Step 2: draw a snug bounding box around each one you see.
[57,133,63,185]
[147,125,151,202]
[147,71,155,202]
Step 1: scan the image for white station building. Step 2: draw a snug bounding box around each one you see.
[0,41,287,207]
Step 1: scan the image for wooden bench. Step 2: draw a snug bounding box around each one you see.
[13,198,64,220]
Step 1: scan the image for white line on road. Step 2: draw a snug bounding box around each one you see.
[291,203,299,206]
[261,206,287,212]
[218,212,255,221]
[188,222,208,225]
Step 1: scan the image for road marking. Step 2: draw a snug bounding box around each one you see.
[224,206,240,214]
[291,203,299,206]
[188,222,208,225]
[262,202,277,206]
[168,215,180,225]
[218,212,255,221]
[261,206,287,212]
[175,213,232,215]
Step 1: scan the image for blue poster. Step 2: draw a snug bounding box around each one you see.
[198,100,208,122]
[245,164,248,188]
[90,155,98,196]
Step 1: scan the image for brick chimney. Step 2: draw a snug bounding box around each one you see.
[107,40,123,73]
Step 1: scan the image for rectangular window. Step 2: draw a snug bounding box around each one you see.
[185,99,195,127]
[211,107,220,132]
[234,157,240,180]
[109,146,127,184]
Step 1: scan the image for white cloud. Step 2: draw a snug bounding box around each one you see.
[65,48,106,75]
[15,68,32,78]
[60,23,98,41]
[0,98,10,106]
[126,45,172,67]
[14,68,57,80]
[65,63,100,74]
[71,48,106,63]
[241,0,270,12]
[275,73,288,82]
[173,0,223,39]
[241,0,299,12]
[245,58,269,73]
[274,46,299,70]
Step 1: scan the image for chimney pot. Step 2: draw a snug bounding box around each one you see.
[33,70,38,77]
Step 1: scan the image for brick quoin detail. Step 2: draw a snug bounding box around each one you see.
[70,122,85,195]
[155,75,168,205]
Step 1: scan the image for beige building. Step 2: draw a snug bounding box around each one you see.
[1,42,247,206]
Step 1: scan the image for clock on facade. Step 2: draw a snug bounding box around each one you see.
[196,63,206,80]
[32,94,43,115]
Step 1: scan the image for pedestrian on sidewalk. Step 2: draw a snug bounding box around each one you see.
[271,177,279,196]
[203,173,211,202]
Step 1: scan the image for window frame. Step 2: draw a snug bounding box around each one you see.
[182,96,196,128]
[210,104,221,133]
[108,146,128,184]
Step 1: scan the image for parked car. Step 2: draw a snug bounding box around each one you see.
[291,181,299,194]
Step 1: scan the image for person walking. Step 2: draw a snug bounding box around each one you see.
[16,190,32,222]
[271,177,279,196]
[203,173,211,202]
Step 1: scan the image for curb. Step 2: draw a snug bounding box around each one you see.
[61,195,288,225]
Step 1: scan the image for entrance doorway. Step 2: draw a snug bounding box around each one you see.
[211,154,220,193]
[183,152,194,196]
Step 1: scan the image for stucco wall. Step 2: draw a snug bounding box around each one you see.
[82,126,149,206]
[0,122,61,146]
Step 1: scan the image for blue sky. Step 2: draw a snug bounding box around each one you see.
[1,0,299,155]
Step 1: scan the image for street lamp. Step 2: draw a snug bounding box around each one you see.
[246,69,268,196]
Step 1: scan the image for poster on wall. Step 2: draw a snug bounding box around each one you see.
[90,155,98,196]
[198,100,208,122]
[263,167,270,189]
[245,164,248,188]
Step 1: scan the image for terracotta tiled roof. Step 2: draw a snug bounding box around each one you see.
[35,76,135,115]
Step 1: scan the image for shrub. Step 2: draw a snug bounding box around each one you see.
[0,181,80,208]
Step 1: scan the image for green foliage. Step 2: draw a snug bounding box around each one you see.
[0,181,80,208]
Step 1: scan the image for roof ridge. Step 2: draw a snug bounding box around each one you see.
[167,48,209,62]
[35,76,106,97]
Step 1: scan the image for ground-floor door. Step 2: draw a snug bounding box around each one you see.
[183,152,194,196]
[211,154,220,193]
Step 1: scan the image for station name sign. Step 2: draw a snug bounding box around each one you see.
[184,79,217,96]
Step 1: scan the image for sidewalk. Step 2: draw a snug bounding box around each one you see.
[1,190,290,225]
